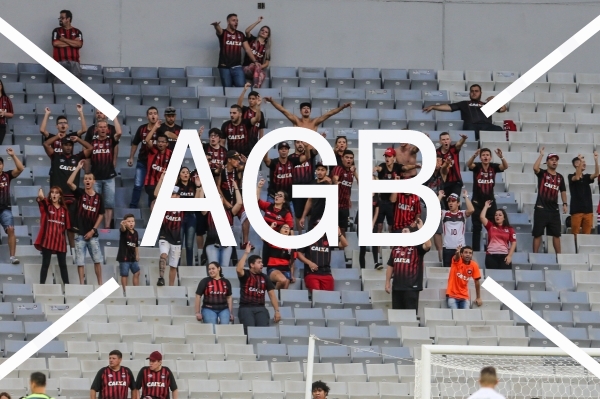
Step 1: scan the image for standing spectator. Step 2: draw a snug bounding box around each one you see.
[236,243,281,334]
[222,104,261,158]
[440,190,474,268]
[256,178,294,261]
[238,84,266,145]
[242,17,271,88]
[331,150,358,237]
[145,133,172,210]
[177,167,199,266]
[569,153,599,240]
[423,84,507,140]
[446,245,482,309]
[333,136,348,166]
[52,10,83,82]
[117,214,140,292]
[34,187,71,284]
[480,200,516,270]
[90,350,137,399]
[0,148,24,264]
[264,224,296,290]
[211,14,258,88]
[128,107,160,208]
[195,262,233,325]
[356,193,380,269]
[423,156,450,262]
[466,148,509,251]
[204,128,227,176]
[468,367,506,399]
[389,189,421,232]
[135,351,178,399]
[290,140,318,233]
[86,118,121,228]
[0,80,14,145]
[25,373,52,399]
[299,163,332,231]
[436,132,467,198]
[532,148,567,253]
[265,98,351,132]
[158,107,182,151]
[40,106,88,155]
[67,160,105,285]
[83,109,117,142]
[384,219,431,310]
[297,227,348,292]
[394,143,421,178]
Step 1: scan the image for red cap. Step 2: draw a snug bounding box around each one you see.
[384,148,396,157]
[546,153,559,161]
[147,351,162,361]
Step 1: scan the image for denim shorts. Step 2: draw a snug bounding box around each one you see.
[75,235,103,265]
[0,209,14,232]
[266,267,291,280]
[94,178,115,209]
[119,261,140,277]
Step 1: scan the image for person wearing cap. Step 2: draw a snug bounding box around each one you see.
[446,245,482,309]
[222,103,262,158]
[128,107,160,208]
[436,132,468,202]
[40,105,88,156]
[0,148,25,265]
[299,163,332,231]
[145,132,172,210]
[136,351,177,399]
[569,152,599,239]
[158,107,182,151]
[439,189,474,268]
[24,372,55,399]
[264,97,351,132]
[532,147,568,253]
[238,83,266,143]
[203,128,227,176]
[90,349,137,399]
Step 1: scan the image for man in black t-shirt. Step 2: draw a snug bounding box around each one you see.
[297,228,348,292]
[299,163,331,231]
[263,141,305,219]
[532,148,567,254]
[222,104,262,157]
[158,107,182,151]
[90,349,137,399]
[423,84,507,140]
[236,243,280,334]
[117,214,140,291]
[568,152,599,239]
[0,148,24,265]
[466,148,509,251]
[384,219,431,310]
[136,351,177,399]
[238,83,266,145]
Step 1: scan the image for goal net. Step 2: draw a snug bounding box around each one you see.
[415,345,600,399]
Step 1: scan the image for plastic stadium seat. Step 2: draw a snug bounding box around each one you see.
[340,325,370,346]
[185,66,215,87]
[157,67,186,87]
[573,310,600,329]
[338,88,367,108]
[378,109,407,129]
[334,363,367,383]
[409,69,437,89]
[131,67,159,86]
[366,90,393,109]
[560,291,590,311]
[407,109,435,131]
[271,362,303,382]
[4,82,25,103]
[310,87,339,109]
[326,67,354,89]
[0,63,18,83]
[351,108,379,128]
[530,291,561,311]
[319,345,351,364]
[257,343,288,363]
[141,85,170,107]
[369,325,401,347]
[103,67,131,85]
[54,84,83,104]
[270,67,298,88]
[253,380,284,399]
[18,63,47,82]
[298,67,326,88]
[435,325,468,345]
[542,310,573,328]
[312,290,342,309]
[381,69,409,90]
[545,270,575,292]
[113,85,141,106]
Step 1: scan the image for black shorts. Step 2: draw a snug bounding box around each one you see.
[532,207,561,238]
[338,209,350,230]
[292,198,308,220]
[376,200,394,225]
[195,211,207,236]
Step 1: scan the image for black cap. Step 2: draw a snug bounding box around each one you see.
[164,107,176,115]
[61,137,74,145]
[226,150,240,160]
[278,142,291,149]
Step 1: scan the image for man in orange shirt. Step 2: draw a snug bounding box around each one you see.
[446,245,482,309]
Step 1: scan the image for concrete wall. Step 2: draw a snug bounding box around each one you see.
[1,0,599,73]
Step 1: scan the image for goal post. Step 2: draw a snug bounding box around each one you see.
[417,345,600,399]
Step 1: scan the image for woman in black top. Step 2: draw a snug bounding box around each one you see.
[176,166,198,266]
[195,262,233,325]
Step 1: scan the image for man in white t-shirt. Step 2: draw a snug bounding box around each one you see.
[468,366,506,399]
[439,190,474,268]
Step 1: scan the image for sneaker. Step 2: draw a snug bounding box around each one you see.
[195,255,199,266]
[157,277,165,286]
[374,263,383,270]
[9,256,19,265]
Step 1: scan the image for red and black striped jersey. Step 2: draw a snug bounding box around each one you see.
[158,123,182,151]
[52,27,83,62]
[290,150,317,185]
[377,162,404,202]
[204,144,227,174]
[302,235,332,276]
[50,152,86,196]
[331,165,354,209]
[393,194,421,231]
[217,30,247,68]
[177,180,198,199]
[436,145,462,183]
[72,188,105,234]
[267,157,301,198]
[34,198,70,253]
[238,269,275,307]
[144,148,172,186]
[387,245,428,291]
[160,211,183,245]
[91,366,136,399]
[472,163,502,202]
[196,277,232,311]
[0,170,14,211]
[241,106,265,145]
[117,229,138,263]
[84,124,116,143]
[132,125,156,163]
[222,119,254,157]
[535,169,566,211]
[258,200,294,229]
[220,167,242,204]
[0,95,13,125]
[91,137,119,180]
[243,35,269,66]
[135,366,177,399]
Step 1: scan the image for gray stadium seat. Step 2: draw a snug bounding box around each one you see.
[18,63,47,82]
[0,63,18,83]
[113,85,141,106]
[270,67,299,88]
[326,67,354,89]
[186,66,215,88]
[319,345,351,364]
[141,85,170,107]
[294,308,325,327]
[381,69,409,90]
[280,290,311,308]
[257,343,288,363]
[131,67,159,86]
[542,310,573,328]
[515,270,545,291]
[573,311,600,329]
[312,290,343,309]
[248,326,279,346]
[158,67,186,87]
[369,325,401,347]
[558,326,590,348]
[530,291,561,311]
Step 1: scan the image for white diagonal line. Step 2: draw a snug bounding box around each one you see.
[0,16,119,120]
[0,278,119,380]
[482,277,600,379]
[482,14,600,117]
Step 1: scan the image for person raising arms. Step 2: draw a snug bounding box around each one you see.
[264,97,351,132]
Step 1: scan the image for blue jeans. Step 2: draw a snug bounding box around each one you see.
[201,307,230,325]
[219,66,245,88]
[129,161,147,208]
[94,178,115,209]
[75,235,103,265]
[447,297,469,309]
[266,196,295,219]
[205,244,233,267]
[180,212,197,266]
[119,261,140,277]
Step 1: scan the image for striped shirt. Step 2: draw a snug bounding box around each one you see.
[91,366,136,399]
[135,366,177,399]
[393,194,421,231]
[196,277,232,311]
[239,269,275,307]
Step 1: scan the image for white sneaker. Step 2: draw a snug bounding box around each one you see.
[10,256,19,265]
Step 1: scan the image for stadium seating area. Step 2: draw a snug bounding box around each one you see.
[2,62,600,398]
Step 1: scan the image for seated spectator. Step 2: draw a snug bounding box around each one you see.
[195,262,233,325]
[446,245,482,310]
[0,80,14,145]
[264,224,296,290]
[480,200,516,270]
[569,152,599,240]
[117,214,140,291]
[439,190,474,268]
[52,10,83,82]
[242,16,271,88]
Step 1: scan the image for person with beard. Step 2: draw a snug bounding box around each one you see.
[423,84,507,140]
[221,104,262,158]
[331,150,358,237]
[40,105,88,155]
[82,108,117,142]
[264,98,351,132]
[0,148,24,265]
[299,163,332,231]
[157,107,182,151]
[446,245,482,309]
[128,107,159,208]
[237,84,266,144]
[435,132,467,199]
[289,140,317,233]
[51,10,83,82]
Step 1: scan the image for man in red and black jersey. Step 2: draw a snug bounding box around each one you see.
[90,350,137,399]
[83,109,117,142]
[289,140,318,233]
[237,83,266,144]
[40,106,88,157]
[299,163,332,231]
[298,228,348,292]
[389,191,421,232]
[157,108,182,151]
[466,148,509,251]
[128,107,160,208]
[211,14,258,87]
[67,160,105,285]
[117,214,140,291]
[221,104,262,157]
[84,118,121,228]
[436,132,467,201]
[0,148,25,265]
[331,150,358,237]
[532,148,567,254]
[384,219,431,310]
[204,128,228,176]
[236,243,281,334]
[145,134,172,209]
[52,10,83,81]
[136,351,178,399]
